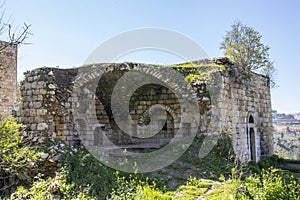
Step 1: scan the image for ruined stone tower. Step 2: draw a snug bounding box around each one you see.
[0,41,18,116]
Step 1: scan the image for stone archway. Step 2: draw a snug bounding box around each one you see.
[72,63,199,147]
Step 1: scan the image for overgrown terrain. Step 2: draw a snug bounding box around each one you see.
[1,116,299,199]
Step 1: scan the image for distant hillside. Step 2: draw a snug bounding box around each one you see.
[293,112,300,120]
[273,110,300,160]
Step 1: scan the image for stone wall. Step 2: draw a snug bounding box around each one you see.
[0,41,17,115]
[211,63,273,161]
[19,68,80,144]
[18,58,273,162]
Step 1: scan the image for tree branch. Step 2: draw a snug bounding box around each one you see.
[0,23,32,51]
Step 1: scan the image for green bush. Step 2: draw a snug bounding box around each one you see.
[244,168,300,200]
[61,149,168,199]
[110,171,171,200]
[10,170,94,200]
[204,167,300,200]
[0,116,39,194]
[257,154,280,169]
[0,116,38,173]
[61,149,116,199]
[247,154,282,175]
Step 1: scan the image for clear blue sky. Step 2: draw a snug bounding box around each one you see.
[3,0,300,113]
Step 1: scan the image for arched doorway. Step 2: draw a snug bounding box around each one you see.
[247,115,256,161]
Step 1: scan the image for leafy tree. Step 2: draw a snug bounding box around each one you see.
[220,21,276,87]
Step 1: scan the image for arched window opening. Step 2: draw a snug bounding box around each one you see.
[247,114,256,162]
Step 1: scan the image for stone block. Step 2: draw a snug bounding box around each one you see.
[37,123,48,131]
[49,90,55,95]
[48,84,56,89]
[39,89,47,95]
[34,102,42,109]
[37,109,48,116]
[37,81,46,88]
[30,123,37,131]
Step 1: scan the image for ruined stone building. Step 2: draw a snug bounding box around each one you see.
[17,58,273,163]
[0,41,18,116]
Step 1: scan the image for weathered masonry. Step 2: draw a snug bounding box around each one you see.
[18,58,273,162]
[0,41,17,115]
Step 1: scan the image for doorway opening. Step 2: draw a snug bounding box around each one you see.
[248,115,256,161]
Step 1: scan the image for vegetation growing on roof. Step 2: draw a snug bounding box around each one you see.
[170,62,226,82]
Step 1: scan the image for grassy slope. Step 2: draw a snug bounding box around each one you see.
[144,134,236,190]
[6,133,300,199]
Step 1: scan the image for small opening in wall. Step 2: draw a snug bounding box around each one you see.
[249,115,254,124]
[163,120,167,130]
[247,114,256,162]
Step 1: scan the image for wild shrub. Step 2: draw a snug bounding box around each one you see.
[244,168,299,200]
[10,170,94,200]
[61,149,116,199]
[0,116,39,194]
